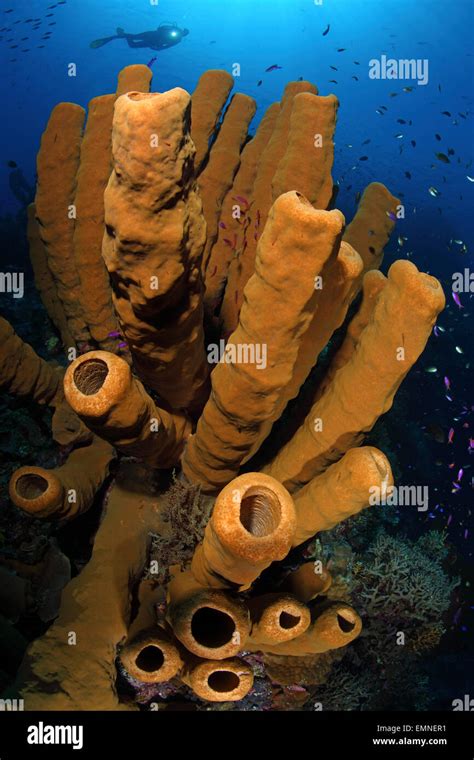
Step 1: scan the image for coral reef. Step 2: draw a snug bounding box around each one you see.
[0,64,452,711]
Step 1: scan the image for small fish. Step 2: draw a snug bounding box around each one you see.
[397,235,405,246]
[354,60,360,65]
[403,86,413,92]
[386,210,396,221]
[397,119,406,124]
[147,56,157,67]
[428,186,440,197]
[219,221,226,230]
[232,195,249,208]
[411,140,416,147]
[7,160,17,168]
[444,376,451,390]
[452,292,463,309]
[435,152,450,163]
[425,366,437,373]
[359,156,368,161]
[330,65,338,71]
[352,76,359,81]
[375,109,384,116]
[257,80,262,86]
[467,176,474,182]
[405,171,411,179]
[457,468,464,482]
[322,24,330,36]
[362,139,371,145]
[265,64,282,72]
[448,148,455,156]
[117,342,127,349]
[435,133,441,141]
[329,79,338,84]
[455,345,463,354]
[395,133,403,139]
[337,48,346,52]
[107,330,121,338]
[448,427,455,444]
[441,111,451,116]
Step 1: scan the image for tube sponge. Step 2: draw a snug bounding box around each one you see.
[183,194,344,492]
[271,92,338,210]
[9,436,115,520]
[72,94,121,351]
[115,64,152,96]
[249,603,362,656]
[203,102,280,314]
[181,658,254,702]
[119,628,183,684]
[220,80,318,334]
[64,351,191,468]
[248,593,311,647]
[102,89,209,414]
[0,316,64,406]
[190,473,296,590]
[35,102,89,347]
[166,570,251,659]
[264,260,445,491]
[343,181,400,276]
[291,446,393,546]
[190,69,235,172]
[199,92,257,271]
[27,203,74,349]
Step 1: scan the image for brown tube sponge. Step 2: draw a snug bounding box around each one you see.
[248,594,311,647]
[191,69,235,171]
[119,628,183,684]
[183,194,342,491]
[249,603,362,656]
[35,102,89,346]
[0,316,63,406]
[72,94,121,351]
[182,658,254,702]
[116,64,152,96]
[315,269,387,400]
[64,351,191,468]
[343,182,400,276]
[190,473,296,590]
[264,260,445,491]
[203,102,280,314]
[167,571,250,659]
[102,89,209,414]
[282,241,363,406]
[12,462,162,709]
[272,92,338,209]
[291,447,393,546]
[9,436,115,520]
[281,564,333,603]
[220,80,318,334]
[27,203,74,349]
[199,93,257,271]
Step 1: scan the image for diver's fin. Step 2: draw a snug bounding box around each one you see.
[89,35,117,48]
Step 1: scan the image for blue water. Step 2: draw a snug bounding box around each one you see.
[1,0,473,253]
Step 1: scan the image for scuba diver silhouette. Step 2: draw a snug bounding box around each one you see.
[90,23,189,51]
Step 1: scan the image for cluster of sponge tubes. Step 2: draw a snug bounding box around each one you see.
[2,64,446,707]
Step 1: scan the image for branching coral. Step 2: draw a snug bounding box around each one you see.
[1,64,447,710]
